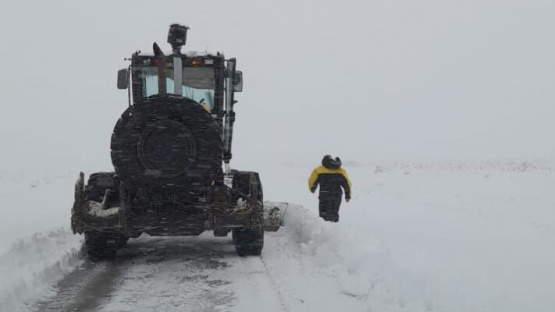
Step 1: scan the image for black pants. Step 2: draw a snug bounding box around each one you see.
[319,195,342,222]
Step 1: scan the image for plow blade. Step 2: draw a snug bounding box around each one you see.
[263,201,288,231]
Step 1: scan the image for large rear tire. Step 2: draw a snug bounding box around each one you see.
[233,228,264,256]
[82,172,128,260]
[84,231,118,261]
[232,171,264,256]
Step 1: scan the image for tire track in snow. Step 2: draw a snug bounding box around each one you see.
[34,260,124,312]
[32,235,290,312]
[228,253,290,312]
[97,236,236,312]
[259,255,292,312]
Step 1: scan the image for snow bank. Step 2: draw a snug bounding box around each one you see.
[260,160,555,312]
[0,228,82,312]
[0,171,83,311]
[0,171,77,255]
[263,203,430,312]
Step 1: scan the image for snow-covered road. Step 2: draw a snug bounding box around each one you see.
[33,235,286,312]
[29,203,379,312]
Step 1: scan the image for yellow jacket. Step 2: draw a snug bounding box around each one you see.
[308,165,352,199]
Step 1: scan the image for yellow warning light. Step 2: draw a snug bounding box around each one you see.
[191,58,203,67]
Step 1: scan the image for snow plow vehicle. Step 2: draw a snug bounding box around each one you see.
[71,24,283,260]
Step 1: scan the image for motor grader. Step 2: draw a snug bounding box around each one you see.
[71,24,283,260]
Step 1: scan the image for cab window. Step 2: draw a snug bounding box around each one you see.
[141,66,215,110]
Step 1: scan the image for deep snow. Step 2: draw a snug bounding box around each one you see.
[1,160,554,312]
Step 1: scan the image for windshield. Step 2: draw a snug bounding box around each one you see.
[140,66,216,110]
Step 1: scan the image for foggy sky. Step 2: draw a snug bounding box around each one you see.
[1,0,554,174]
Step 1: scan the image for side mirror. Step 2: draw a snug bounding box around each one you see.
[233,71,243,92]
[117,68,129,89]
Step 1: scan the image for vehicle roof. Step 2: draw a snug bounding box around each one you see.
[136,50,223,58]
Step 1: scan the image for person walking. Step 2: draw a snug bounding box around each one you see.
[308,155,352,222]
